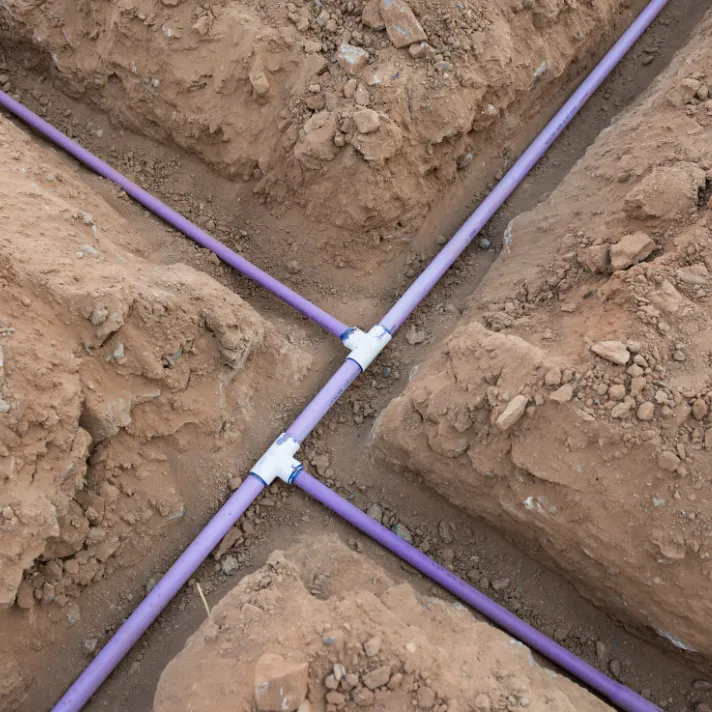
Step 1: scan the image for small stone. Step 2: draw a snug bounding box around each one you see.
[636,402,655,421]
[16,581,34,609]
[474,694,491,711]
[591,341,630,366]
[254,653,308,712]
[84,638,98,653]
[364,635,382,657]
[378,0,427,48]
[595,640,607,660]
[354,84,370,106]
[391,523,413,543]
[362,0,385,29]
[363,665,391,689]
[496,395,529,430]
[220,555,239,575]
[658,451,680,472]
[692,399,708,421]
[611,401,631,419]
[673,350,686,362]
[366,504,383,523]
[353,109,380,134]
[610,232,655,271]
[287,260,301,274]
[544,366,562,386]
[337,44,369,76]
[554,627,569,642]
[549,384,573,403]
[352,687,375,706]
[387,673,403,690]
[630,377,646,397]
[406,325,426,345]
[417,687,436,708]
[438,520,452,543]
[492,578,510,591]
[325,674,339,690]
[249,63,271,96]
[343,79,358,98]
[408,41,428,59]
[608,384,626,401]
[609,659,621,679]
[325,690,346,705]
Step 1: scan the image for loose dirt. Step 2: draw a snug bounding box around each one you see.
[1,0,712,711]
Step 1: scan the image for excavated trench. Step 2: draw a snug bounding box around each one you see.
[1,0,712,710]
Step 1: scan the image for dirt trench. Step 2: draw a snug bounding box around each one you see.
[1,0,712,710]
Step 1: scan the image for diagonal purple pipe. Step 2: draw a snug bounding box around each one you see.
[50,476,265,712]
[294,470,661,712]
[379,0,670,334]
[0,90,348,339]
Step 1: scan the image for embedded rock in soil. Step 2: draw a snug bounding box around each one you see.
[0,0,636,232]
[152,536,612,712]
[609,232,655,271]
[254,653,308,711]
[0,114,306,617]
[373,10,712,660]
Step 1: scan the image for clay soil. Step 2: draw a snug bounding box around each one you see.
[1,0,712,711]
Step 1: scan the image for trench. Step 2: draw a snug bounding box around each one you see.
[1,0,711,710]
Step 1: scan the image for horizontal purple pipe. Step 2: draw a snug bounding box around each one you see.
[295,470,661,712]
[0,90,348,339]
[51,476,265,712]
[380,0,670,335]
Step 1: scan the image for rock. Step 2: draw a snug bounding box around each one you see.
[221,555,239,575]
[352,687,375,706]
[636,402,655,421]
[549,384,573,403]
[408,41,428,59]
[337,44,369,76]
[658,451,680,472]
[254,653,308,712]
[84,637,98,653]
[417,686,436,708]
[391,523,413,542]
[591,341,630,366]
[363,665,391,689]
[325,690,346,705]
[666,77,702,107]
[544,366,562,386]
[379,0,427,48]
[364,635,382,657]
[16,580,34,609]
[676,264,709,286]
[609,232,654,271]
[406,325,426,345]
[366,504,383,523]
[354,84,370,106]
[608,384,626,401]
[624,163,706,220]
[362,0,385,29]
[492,578,510,591]
[630,377,646,397]
[343,79,358,98]
[474,694,491,711]
[496,395,529,430]
[438,520,452,543]
[611,402,631,419]
[312,454,330,476]
[609,659,621,679]
[353,109,380,134]
[249,62,270,97]
[577,244,610,274]
[692,399,708,421]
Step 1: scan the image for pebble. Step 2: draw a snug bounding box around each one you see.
[220,555,239,575]
[378,0,427,48]
[474,693,491,711]
[364,635,382,657]
[353,109,381,134]
[608,384,626,401]
[658,451,680,472]
[591,340,630,366]
[544,366,562,386]
[362,0,386,29]
[354,84,370,106]
[636,402,655,421]
[438,520,453,543]
[609,659,622,678]
[391,523,413,543]
[337,44,369,76]
[609,232,654,271]
[366,503,383,523]
[363,665,391,689]
[84,638,98,653]
[352,687,375,706]
[492,578,510,591]
[549,384,573,403]
[692,399,708,421]
[416,686,436,708]
[406,325,426,345]
[496,395,529,430]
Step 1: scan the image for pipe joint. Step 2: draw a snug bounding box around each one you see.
[249,434,302,486]
[342,325,392,372]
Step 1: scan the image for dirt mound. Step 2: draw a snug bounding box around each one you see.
[373,8,712,659]
[0,110,307,619]
[153,535,613,712]
[1,0,630,232]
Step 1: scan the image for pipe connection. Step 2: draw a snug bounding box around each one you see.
[249,434,302,486]
[341,325,392,371]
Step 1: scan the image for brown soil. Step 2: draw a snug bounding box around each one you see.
[153,535,614,712]
[1,0,712,711]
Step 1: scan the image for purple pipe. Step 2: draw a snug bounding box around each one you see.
[295,470,661,712]
[0,90,348,339]
[380,0,670,334]
[51,476,264,712]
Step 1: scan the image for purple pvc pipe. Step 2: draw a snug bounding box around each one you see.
[0,90,348,339]
[380,0,670,335]
[51,476,264,712]
[286,359,362,443]
[295,470,661,712]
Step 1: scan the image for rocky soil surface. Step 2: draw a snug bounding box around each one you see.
[1,0,631,233]
[373,6,712,661]
[153,535,613,712]
[0,109,307,703]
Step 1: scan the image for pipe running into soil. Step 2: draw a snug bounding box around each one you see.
[40,0,668,708]
[0,90,349,339]
[51,475,265,712]
[294,470,660,712]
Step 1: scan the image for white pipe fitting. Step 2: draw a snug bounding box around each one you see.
[342,325,392,371]
[250,434,302,485]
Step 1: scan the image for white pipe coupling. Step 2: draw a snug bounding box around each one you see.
[342,325,392,371]
[250,434,302,485]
